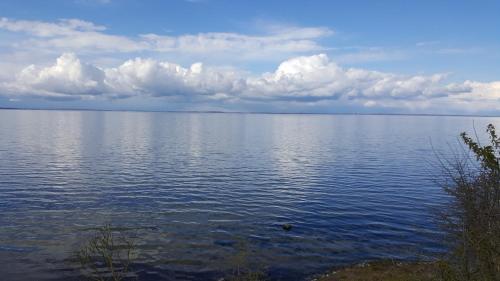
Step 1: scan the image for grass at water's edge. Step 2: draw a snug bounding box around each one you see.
[312,260,440,281]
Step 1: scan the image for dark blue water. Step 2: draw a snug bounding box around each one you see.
[0,110,498,280]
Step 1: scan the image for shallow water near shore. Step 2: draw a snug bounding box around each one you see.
[1,110,499,280]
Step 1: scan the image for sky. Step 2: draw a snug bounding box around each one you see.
[0,0,499,114]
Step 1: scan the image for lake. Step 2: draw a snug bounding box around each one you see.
[0,109,499,280]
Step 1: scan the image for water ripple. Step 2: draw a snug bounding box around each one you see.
[0,110,499,280]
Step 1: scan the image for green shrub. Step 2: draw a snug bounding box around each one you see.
[439,124,500,281]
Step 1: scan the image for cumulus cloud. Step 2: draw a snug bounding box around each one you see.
[104,57,245,99]
[1,53,245,101]
[243,54,456,101]
[3,53,105,99]
[1,52,498,114]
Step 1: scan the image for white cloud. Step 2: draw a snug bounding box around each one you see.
[0,18,146,53]
[3,53,105,99]
[74,0,111,5]
[103,57,245,99]
[416,41,440,47]
[242,54,455,101]
[0,17,332,58]
[0,18,106,37]
[333,48,407,64]
[141,28,329,59]
[1,52,499,114]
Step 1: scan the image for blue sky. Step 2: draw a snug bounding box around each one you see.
[0,0,499,114]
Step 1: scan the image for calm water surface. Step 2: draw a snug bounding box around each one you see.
[1,110,499,280]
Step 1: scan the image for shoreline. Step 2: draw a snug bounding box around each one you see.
[311,260,440,281]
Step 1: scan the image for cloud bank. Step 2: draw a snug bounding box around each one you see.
[1,52,499,114]
[0,17,499,114]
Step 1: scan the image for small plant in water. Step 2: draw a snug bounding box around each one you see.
[77,224,136,281]
[223,239,267,281]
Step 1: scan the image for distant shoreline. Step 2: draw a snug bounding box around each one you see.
[1,107,499,118]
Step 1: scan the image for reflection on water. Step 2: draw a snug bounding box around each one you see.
[0,110,499,280]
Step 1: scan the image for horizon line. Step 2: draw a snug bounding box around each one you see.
[1,107,499,118]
